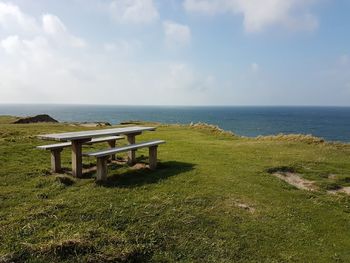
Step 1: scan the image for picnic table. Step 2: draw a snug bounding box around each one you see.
[37,126,155,177]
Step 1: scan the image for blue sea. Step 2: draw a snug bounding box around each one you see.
[0,104,349,142]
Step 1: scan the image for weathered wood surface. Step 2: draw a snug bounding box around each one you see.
[84,140,165,158]
[37,136,123,150]
[72,139,90,178]
[149,146,158,170]
[127,134,136,165]
[50,149,62,173]
[38,136,122,176]
[96,157,108,181]
[37,127,155,142]
[86,140,165,181]
[107,140,116,160]
[37,126,156,178]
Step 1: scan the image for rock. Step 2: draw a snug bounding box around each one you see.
[98,122,111,127]
[13,114,58,124]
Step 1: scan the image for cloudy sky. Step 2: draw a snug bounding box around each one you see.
[0,0,349,105]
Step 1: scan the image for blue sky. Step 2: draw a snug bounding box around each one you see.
[0,0,349,106]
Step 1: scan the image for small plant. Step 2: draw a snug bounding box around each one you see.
[55,175,76,186]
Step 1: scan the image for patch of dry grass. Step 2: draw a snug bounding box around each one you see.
[256,133,326,144]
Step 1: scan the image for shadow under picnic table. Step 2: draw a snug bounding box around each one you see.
[98,161,195,188]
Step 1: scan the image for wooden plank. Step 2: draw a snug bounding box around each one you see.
[37,136,124,150]
[149,146,158,170]
[37,142,71,150]
[37,126,155,142]
[84,140,166,158]
[87,136,123,144]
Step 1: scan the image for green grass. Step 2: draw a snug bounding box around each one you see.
[1,117,350,262]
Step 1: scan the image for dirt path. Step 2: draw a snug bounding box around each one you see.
[272,171,350,196]
[272,172,318,191]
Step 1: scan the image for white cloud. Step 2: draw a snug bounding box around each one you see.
[158,63,196,90]
[0,33,85,102]
[1,35,21,54]
[110,0,159,24]
[42,14,66,35]
[0,1,215,105]
[0,2,39,33]
[0,47,215,104]
[42,14,86,48]
[0,2,89,102]
[183,0,319,32]
[163,21,191,48]
[0,2,85,48]
[103,39,142,57]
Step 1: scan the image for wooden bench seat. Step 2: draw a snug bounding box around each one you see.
[37,136,124,172]
[84,140,166,181]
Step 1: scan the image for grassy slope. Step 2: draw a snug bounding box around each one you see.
[1,117,350,262]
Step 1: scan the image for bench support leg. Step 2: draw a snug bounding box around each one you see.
[108,140,116,161]
[127,134,136,165]
[96,157,108,181]
[72,139,90,178]
[50,149,63,173]
[149,146,158,170]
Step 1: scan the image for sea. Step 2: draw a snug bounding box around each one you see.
[0,104,349,142]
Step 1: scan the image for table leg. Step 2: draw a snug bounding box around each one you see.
[127,134,136,165]
[71,139,90,178]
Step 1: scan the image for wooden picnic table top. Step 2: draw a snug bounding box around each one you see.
[37,126,156,142]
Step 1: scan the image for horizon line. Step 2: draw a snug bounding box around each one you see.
[0,103,350,108]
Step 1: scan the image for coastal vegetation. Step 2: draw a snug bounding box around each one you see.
[1,116,350,262]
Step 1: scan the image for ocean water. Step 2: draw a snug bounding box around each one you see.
[0,104,349,142]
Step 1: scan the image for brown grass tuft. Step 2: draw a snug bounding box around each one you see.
[256,133,325,144]
[189,122,236,137]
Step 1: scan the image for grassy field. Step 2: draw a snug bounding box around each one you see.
[1,116,350,262]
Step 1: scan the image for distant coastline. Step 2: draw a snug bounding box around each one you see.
[1,104,350,142]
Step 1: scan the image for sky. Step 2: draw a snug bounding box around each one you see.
[0,0,349,106]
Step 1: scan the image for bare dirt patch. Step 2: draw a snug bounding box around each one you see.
[272,172,317,191]
[269,169,350,195]
[327,187,350,195]
[131,163,148,170]
[235,202,256,213]
[220,197,256,214]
